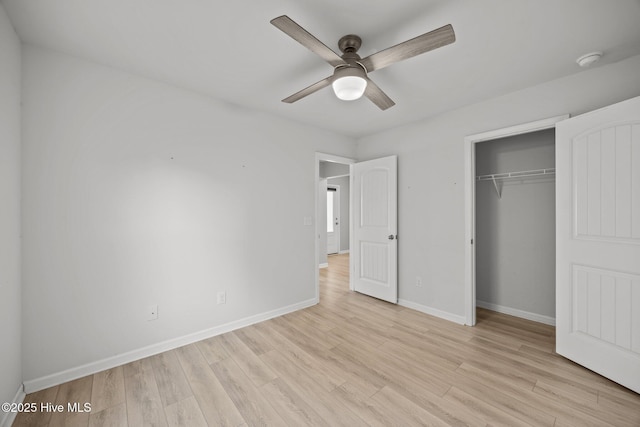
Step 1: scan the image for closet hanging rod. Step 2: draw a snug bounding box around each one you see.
[476,168,555,181]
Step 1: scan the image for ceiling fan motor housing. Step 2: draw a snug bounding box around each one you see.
[338,34,362,53]
[333,64,367,80]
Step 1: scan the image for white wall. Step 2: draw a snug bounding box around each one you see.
[0,2,22,420]
[475,130,555,320]
[21,45,356,384]
[356,55,640,320]
[320,162,349,178]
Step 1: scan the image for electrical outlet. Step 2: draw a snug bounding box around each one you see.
[416,277,423,287]
[147,304,158,321]
[217,291,226,305]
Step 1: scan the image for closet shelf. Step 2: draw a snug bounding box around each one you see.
[476,168,555,198]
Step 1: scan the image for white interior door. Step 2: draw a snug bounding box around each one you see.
[556,96,640,393]
[327,187,340,254]
[351,156,398,303]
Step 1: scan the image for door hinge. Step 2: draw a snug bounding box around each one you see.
[471,238,474,245]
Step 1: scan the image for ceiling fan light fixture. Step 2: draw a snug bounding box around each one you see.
[332,66,367,101]
[333,76,367,100]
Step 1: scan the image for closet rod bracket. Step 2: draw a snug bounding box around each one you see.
[491,176,502,198]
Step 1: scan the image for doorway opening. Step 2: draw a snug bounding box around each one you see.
[315,153,354,303]
[464,115,568,326]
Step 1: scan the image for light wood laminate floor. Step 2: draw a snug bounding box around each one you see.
[13,254,640,426]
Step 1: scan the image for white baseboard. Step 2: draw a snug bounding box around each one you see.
[476,300,556,326]
[398,299,466,325]
[319,263,329,268]
[338,250,350,254]
[0,384,25,427]
[23,298,318,393]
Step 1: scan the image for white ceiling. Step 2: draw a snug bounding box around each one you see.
[4,0,640,138]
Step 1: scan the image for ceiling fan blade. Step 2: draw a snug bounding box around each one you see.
[360,24,455,72]
[364,78,395,110]
[282,76,333,103]
[271,15,346,68]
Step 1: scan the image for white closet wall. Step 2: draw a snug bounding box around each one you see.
[475,129,556,322]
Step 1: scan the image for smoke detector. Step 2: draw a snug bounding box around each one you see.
[576,51,603,67]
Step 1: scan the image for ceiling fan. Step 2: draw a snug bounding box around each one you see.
[270,15,456,110]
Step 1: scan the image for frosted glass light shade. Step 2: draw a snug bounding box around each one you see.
[332,76,367,101]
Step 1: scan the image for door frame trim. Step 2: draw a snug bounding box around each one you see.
[315,153,355,303]
[463,115,569,326]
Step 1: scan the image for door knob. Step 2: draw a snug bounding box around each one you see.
[388,235,395,240]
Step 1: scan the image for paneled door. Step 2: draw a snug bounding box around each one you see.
[326,187,340,254]
[556,96,640,393]
[351,156,398,303]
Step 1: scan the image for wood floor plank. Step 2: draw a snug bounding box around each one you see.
[444,386,532,427]
[260,378,329,426]
[532,380,632,427]
[233,324,274,356]
[265,316,337,355]
[260,349,369,427]
[519,343,639,396]
[122,356,154,378]
[211,357,286,426]
[36,375,93,427]
[54,375,93,410]
[164,396,207,427]
[448,368,556,427]
[477,307,555,336]
[48,411,89,427]
[378,333,462,372]
[174,343,244,427]
[124,365,167,427]
[534,377,598,405]
[369,385,451,427]
[306,302,355,324]
[253,322,347,392]
[330,383,399,427]
[90,366,125,414]
[218,331,277,387]
[195,335,230,365]
[272,314,343,350]
[295,308,340,332]
[11,385,59,427]
[87,403,126,427]
[385,381,487,426]
[597,389,640,426]
[334,340,452,397]
[150,349,193,407]
[326,321,389,349]
[457,361,618,427]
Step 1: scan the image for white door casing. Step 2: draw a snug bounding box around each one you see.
[556,96,640,393]
[351,156,398,303]
[318,178,328,268]
[464,115,568,326]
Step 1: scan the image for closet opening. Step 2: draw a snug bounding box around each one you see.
[464,115,568,326]
[476,129,556,325]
